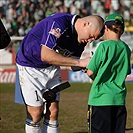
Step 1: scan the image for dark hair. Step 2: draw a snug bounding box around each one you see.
[100,25,105,36]
[105,19,124,35]
[96,24,105,38]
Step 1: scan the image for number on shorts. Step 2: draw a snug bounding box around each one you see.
[35,90,39,101]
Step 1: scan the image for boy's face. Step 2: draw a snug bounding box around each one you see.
[131,52,133,64]
[131,52,133,59]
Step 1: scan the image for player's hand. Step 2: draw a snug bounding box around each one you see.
[78,57,91,68]
[42,90,56,102]
[82,68,88,73]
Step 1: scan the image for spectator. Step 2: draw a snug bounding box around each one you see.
[131,50,133,68]
[0,0,132,54]
[130,2,133,24]
[111,0,120,13]
[104,0,111,16]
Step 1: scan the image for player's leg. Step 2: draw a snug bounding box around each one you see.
[42,81,70,133]
[42,65,61,133]
[17,64,61,133]
[25,105,43,133]
[17,64,46,133]
[42,101,59,133]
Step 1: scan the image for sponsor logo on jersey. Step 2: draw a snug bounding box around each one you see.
[49,28,61,38]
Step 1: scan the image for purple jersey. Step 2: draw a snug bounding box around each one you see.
[16,13,86,68]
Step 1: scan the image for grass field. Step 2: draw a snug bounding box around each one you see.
[0,82,133,133]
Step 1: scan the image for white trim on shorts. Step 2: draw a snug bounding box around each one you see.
[16,63,61,106]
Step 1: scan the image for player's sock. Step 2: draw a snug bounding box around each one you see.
[25,118,41,133]
[42,119,59,133]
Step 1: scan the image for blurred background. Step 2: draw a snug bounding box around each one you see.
[0,0,133,83]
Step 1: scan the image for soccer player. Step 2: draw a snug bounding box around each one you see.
[16,12,104,133]
[86,14,131,133]
[0,19,11,49]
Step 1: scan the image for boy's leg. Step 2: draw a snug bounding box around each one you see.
[88,105,112,133]
[87,105,92,133]
[113,106,127,133]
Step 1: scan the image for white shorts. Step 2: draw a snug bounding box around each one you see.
[16,63,61,106]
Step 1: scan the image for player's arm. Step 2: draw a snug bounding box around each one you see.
[0,19,11,49]
[87,69,95,80]
[41,45,90,67]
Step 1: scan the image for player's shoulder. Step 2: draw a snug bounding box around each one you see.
[99,40,115,47]
[94,40,112,52]
[96,40,106,48]
[121,40,131,52]
[48,13,73,20]
[43,13,74,27]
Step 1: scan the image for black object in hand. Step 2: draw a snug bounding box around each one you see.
[43,81,71,102]
[71,66,85,71]
[43,90,56,102]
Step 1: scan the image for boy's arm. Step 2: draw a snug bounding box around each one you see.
[87,69,95,80]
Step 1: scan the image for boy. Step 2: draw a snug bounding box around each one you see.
[86,14,131,133]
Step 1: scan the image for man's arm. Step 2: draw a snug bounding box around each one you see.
[41,45,91,68]
[0,19,11,49]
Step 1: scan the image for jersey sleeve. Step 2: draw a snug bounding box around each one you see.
[41,20,63,49]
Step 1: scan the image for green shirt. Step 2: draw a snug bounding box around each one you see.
[87,40,131,106]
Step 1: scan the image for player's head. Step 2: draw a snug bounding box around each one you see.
[104,14,125,35]
[75,15,104,44]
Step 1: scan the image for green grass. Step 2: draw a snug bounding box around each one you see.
[0,82,133,133]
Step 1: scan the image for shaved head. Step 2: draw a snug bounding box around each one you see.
[75,15,104,43]
[82,15,104,32]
